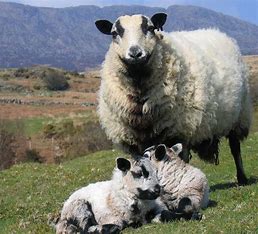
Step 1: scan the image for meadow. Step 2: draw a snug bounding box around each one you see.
[0,109,257,233]
[0,58,258,233]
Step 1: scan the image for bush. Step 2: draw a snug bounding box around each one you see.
[25,149,43,163]
[66,121,113,158]
[13,68,29,78]
[42,69,69,91]
[43,123,57,138]
[0,120,28,170]
[33,84,41,90]
[0,129,15,170]
[42,119,112,161]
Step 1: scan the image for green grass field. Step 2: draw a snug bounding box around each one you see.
[0,111,258,233]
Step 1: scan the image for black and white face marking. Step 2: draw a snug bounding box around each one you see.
[131,165,149,179]
[123,158,160,200]
[141,16,155,35]
[111,19,125,41]
[95,13,167,67]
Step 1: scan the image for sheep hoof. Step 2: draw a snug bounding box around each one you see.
[237,175,248,186]
[191,212,203,221]
[88,225,102,233]
[88,224,121,234]
[160,210,179,222]
[102,224,121,234]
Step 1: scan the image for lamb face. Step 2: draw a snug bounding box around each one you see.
[144,144,209,217]
[56,157,162,233]
[95,13,166,68]
[117,157,161,200]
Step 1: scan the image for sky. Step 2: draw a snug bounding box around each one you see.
[1,0,258,25]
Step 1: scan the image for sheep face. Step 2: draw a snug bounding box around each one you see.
[116,157,160,200]
[95,13,167,66]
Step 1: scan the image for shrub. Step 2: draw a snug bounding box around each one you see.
[64,121,113,160]
[0,129,15,170]
[42,69,69,91]
[0,120,28,170]
[43,123,57,138]
[13,68,29,78]
[42,119,112,161]
[33,84,41,90]
[25,149,43,163]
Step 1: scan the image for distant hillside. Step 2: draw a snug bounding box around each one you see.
[0,2,258,71]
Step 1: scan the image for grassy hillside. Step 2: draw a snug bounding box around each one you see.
[0,133,258,233]
[0,60,258,233]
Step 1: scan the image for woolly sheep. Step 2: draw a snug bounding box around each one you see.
[55,157,162,233]
[144,143,209,219]
[95,13,252,185]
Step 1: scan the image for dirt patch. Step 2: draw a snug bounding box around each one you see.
[0,104,94,119]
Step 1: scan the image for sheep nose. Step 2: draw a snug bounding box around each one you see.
[128,46,143,59]
[154,184,161,195]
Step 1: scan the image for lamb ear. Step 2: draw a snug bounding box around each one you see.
[171,143,183,155]
[95,20,113,35]
[155,144,166,161]
[151,13,167,31]
[116,158,131,172]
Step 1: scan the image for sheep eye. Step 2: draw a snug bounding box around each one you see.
[111,31,118,39]
[147,26,155,33]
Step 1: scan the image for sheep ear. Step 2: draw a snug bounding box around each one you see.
[116,158,131,172]
[95,20,113,35]
[151,13,167,31]
[171,143,183,155]
[155,144,166,161]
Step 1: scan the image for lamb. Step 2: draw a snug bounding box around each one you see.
[95,13,252,185]
[144,144,209,219]
[55,157,162,233]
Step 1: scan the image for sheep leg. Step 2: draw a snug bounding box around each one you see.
[56,200,98,234]
[88,224,121,234]
[171,197,202,221]
[228,131,248,185]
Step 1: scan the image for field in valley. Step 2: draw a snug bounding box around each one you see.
[0,131,257,233]
[0,56,258,233]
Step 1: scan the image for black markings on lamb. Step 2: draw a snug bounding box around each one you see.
[56,157,162,233]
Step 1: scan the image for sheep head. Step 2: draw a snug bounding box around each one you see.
[95,13,167,67]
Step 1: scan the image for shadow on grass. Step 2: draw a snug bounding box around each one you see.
[208,200,218,208]
[210,176,258,192]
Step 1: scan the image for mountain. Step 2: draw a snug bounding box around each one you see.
[0,2,258,71]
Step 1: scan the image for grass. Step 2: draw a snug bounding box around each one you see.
[0,150,120,233]
[1,117,50,137]
[0,134,258,233]
[0,107,257,233]
[3,110,98,137]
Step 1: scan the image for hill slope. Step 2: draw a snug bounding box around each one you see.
[0,137,258,233]
[0,2,258,70]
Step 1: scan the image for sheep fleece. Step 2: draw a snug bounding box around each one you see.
[98,29,251,150]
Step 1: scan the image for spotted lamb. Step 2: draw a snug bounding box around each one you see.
[144,144,209,219]
[55,157,162,234]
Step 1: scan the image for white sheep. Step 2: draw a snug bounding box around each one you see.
[95,13,252,185]
[55,157,162,233]
[144,144,209,219]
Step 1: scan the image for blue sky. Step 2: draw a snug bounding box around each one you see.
[1,0,258,25]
